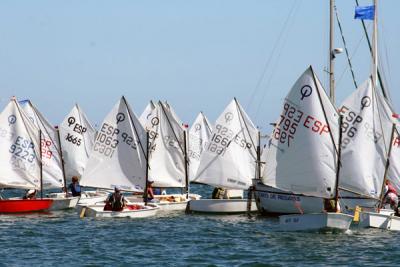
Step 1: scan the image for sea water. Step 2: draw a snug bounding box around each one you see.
[0,184,398,266]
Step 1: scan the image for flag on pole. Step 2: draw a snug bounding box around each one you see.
[354,5,375,20]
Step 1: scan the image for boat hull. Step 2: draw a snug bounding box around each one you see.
[126,193,201,211]
[48,196,80,210]
[279,213,354,232]
[0,199,53,213]
[359,210,400,231]
[254,182,377,215]
[188,199,257,214]
[77,190,109,206]
[80,203,159,218]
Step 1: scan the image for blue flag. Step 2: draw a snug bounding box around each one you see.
[354,5,375,20]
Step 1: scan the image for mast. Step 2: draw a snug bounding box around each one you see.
[354,0,387,99]
[372,0,378,91]
[55,126,67,196]
[144,131,149,206]
[334,115,344,212]
[183,130,189,198]
[329,0,335,103]
[256,131,261,180]
[378,124,396,209]
[39,129,43,199]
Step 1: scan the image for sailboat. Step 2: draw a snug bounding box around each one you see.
[18,100,79,210]
[127,101,201,211]
[253,0,384,216]
[355,83,400,230]
[261,66,353,231]
[50,104,108,206]
[79,96,159,218]
[0,97,53,213]
[188,98,258,214]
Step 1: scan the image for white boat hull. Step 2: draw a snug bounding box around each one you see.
[79,203,159,218]
[126,193,201,211]
[254,182,377,215]
[279,213,354,232]
[359,210,400,231]
[188,199,257,214]
[48,196,79,210]
[77,191,109,206]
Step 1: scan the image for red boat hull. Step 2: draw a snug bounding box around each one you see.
[0,199,53,213]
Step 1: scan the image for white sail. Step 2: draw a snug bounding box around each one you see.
[188,112,213,181]
[0,99,41,189]
[194,99,258,190]
[19,100,64,189]
[388,127,400,192]
[81,97,147,191]
[146,102,186,188]
[262,67,339,198]
[59,104,96,179]
[139,101,155,128]
[338,78,394,198]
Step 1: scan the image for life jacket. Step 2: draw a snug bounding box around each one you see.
[110,193,124,211]
[69,183,81,197]
[387,184,397,195]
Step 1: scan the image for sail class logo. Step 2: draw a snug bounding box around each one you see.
[194,123,201,132]
[8,115,16,126]
[360,96,371,110]
[300,85,312,100]
[224,112,233,124]
[116,112,125,124]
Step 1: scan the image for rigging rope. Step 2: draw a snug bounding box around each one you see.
[245,0,301,117]
[253,0,302,122]
[334,5,358,90]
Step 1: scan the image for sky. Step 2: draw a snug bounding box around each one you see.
[0,0,399,134]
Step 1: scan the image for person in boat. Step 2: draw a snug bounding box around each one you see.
[212,187,226,199]
[68,176,82,197]
[105,187,127,211]
[323,199,341,213]
[23,189,37,199]
[145,180,156,202]
[383,179,399,211]
[153,187,167,195]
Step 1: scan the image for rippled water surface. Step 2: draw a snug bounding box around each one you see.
[0,185,399,266]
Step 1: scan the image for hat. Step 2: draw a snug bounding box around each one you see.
[114,186,121,192]
[27,189,36,194]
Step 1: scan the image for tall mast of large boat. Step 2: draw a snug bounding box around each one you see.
[372,0,378,91]
[329,0,335,103]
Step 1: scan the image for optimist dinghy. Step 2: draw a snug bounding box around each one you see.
[189,99,258,214]
[79,96,158,219]
[0,98,55,213]
[80,203,159,218]
[257,67,353,231]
